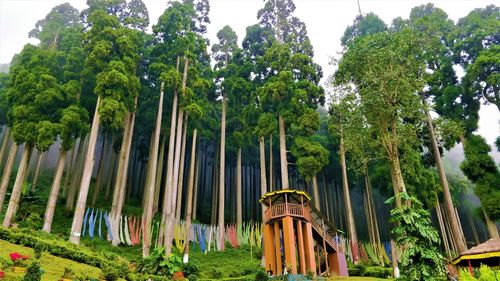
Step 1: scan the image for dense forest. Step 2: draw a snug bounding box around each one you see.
[0,0,498,280]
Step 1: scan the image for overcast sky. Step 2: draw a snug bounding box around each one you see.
[0,0,498,145]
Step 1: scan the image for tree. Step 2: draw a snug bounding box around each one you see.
[334,29,425,207]
[212,25,238,251]
[460,135,500,238]
[69,10,140,244]
[340,12,386,47]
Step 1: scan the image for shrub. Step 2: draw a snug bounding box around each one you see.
[254,270,268,281]
[101,262,120,281]
[209,268,223,279]
[137,247,182,277]
[62,267,76,279]
[22,260,43,281]
[24,213,42,230]
[182,262,199,278]
[458,265,500,281]
[0,257,11,271]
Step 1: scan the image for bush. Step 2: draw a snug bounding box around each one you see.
[209,268,223,279]
[22,260,43,281]
[254,270,268,281]
[458,264,500,281]
[101,262,120,281]
[182,262,199,278]
[62,267,76,279]
[137,247,182,277]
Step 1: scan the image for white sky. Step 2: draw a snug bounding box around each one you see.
[0,0,498,145]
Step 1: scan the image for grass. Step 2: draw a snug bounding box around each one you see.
[0,239,102,281]
[328,277,390,281]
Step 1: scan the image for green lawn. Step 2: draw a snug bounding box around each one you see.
[0,239,102,281]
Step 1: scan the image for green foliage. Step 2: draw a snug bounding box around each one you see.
[24,213,43,230]
[0,257,10,271]
[22,260,43,281]
[340,12,387,46]
[62,267,76,279]
[461,134,500,220]
[182,262,199,278]
[209,268,223,279]
[137,247,182,277]
[291,136,329,181]
[459,264,500,281]
[254,270,268,281]
[386,192,445,280]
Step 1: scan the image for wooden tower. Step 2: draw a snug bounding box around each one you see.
[260,189,348,277]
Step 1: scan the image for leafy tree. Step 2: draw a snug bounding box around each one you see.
[460,134,500,238]
[340,12,386,47]
[387,192,445,280]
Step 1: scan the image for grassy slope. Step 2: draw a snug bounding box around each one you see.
[0,239,102,281]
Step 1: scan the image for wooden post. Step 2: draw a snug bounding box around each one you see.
[263,224,276,275]
[303,222,316,275]
[274,222,282,275]
[296,221,306,274]
[282,216,297,274]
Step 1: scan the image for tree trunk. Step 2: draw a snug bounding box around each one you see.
[2,144,33,227]
[192,149,199,221]
[31,152,44,190]
[115,97,138,220]
[259,137,267,221]
[278,115,289,189]
[142,82,165,257]
[467,213,480,245]
[435,200,451,259]
[163,56,187,254]
[269,134,273,191]
[0,143,18,213]
[63,139,79,196]
[175,115,188,221]
[92,134,107,206]
[42,149,68,233]
[183,129,197,262]
[0,128,11,169]
[388,143,406,207]
[66,134,89,211]
[154,132,167,214]
[236,147,242,225]
[340,132,358,263]
[312,175,320,209]
[423,99,467,253]
[484,208,499,239]
[69,96,101,244]
[218,95,226,251]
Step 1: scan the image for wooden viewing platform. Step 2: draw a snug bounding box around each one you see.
[260,189,348,277]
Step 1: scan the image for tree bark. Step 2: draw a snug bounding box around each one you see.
[31,152,44,190]
[0,143,18,213]
[259,137,267,220]
[154,132,167,214]
[218,95,226,251]
[2,144,33,227]
[192,150,199,221]
[0,128,11,169]
[42,149,68,233]
[340,132,358,263]
[142,82,165,257]
[175,115,188,221]
[423,100,467,253]
[278,115,289,189]
[92,134,107,206]
[435,200,451,259]
[269,134,273,191]
[484,208,499,239]
[183,129,197,262]
[66,134,89,211]
[312,175,320,209]
[69,96,101,244]
[236,147,242,225]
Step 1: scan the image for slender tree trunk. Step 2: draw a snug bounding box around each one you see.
[31,152,44,190]
[105,138,116,200]
[269,134,273,191]
[312,175,320,209]
[2,144,33,227]
[176,115,188,221]
[259,137,267,220]
[63,139,79,196]
[388,142,407,207]
[218,95,227,251]
[66,135,89,211]
[92,135,107,206]
[154,132,167,214]
[142,82,165,257]
[236,147,242,225]
[69,96,102,244]
[164,56,187,254]
[183,129,197,262]
[192,150,199,221]
[435,200,451,258]
[467,213,480,245]
[278,115,289,189]
[42,149,68,233]
[0,128,11,169]
[339,131,358,263]
[115,97,138,219]
[423,100,467,253]
[483,208,499,239]
[0,143,18,213]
